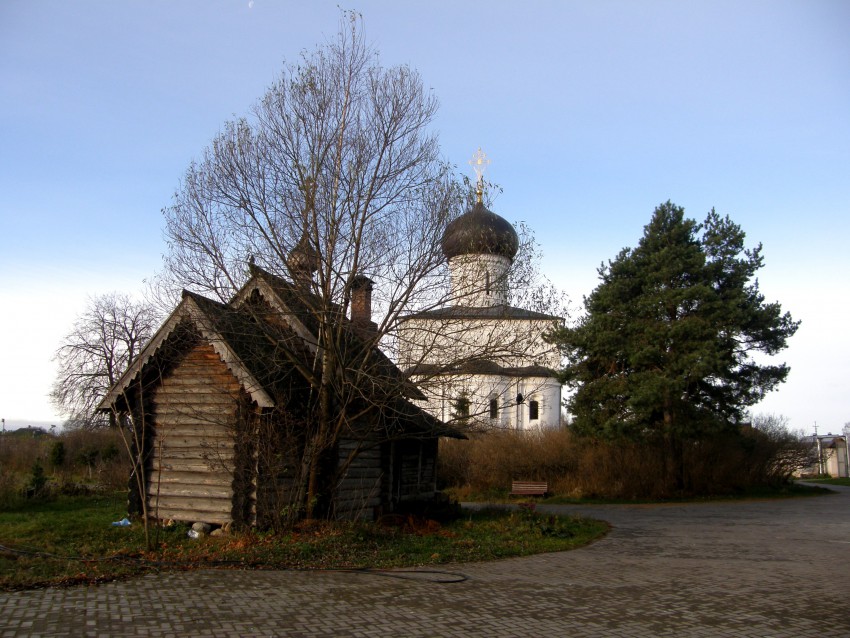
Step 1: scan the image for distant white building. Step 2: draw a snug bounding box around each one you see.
[399,167,562,430]
[800,434,849,478]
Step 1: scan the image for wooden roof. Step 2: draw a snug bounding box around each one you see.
[98,291,276,410]
[98,266,460,437]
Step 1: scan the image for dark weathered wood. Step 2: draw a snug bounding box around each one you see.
[154,401,237,414]
[146,499,233,526]
[104,271,451,527]
[149,441,232,455]
[154,447,233,458]
[334,438,384,519]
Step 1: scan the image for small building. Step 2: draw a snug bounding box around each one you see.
[99,264,460,527]
[799,434,849,478]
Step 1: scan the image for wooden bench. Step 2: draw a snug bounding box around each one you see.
[510,481,548,497]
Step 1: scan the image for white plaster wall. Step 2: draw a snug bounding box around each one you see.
[413,373,562,430]
[398,316,561,371]
[448,254,511,307]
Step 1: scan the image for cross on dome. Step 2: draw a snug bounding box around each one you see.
[469,148,490,204]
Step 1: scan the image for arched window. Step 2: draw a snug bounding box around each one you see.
[529,400,539,421]
[489,398,498,419]
[485,270,490,295]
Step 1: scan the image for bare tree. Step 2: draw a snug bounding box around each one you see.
[749,413,820,482]
[148,13,563,520]
[52,293,157,429]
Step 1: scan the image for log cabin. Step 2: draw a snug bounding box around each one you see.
[99,264,461,528]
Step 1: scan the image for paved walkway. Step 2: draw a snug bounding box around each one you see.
[1,485,849,637]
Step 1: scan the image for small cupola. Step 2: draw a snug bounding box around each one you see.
[287,233,319,288]
[287,176,320,287]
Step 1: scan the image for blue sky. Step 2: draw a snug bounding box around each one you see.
[1,0,848,432]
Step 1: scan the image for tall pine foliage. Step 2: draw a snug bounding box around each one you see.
[554,201,799,446]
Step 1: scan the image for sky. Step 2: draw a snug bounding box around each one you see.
[1,0,848,433]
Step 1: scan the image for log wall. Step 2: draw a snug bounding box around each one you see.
[147,342,244,525]
[396,438,437,502]
[334,439,383,520]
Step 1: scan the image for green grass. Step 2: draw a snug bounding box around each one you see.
[0,495,607,591]
[799,477,850,487]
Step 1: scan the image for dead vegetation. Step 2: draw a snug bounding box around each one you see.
[438,423,816,500]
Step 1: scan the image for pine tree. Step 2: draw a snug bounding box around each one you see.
[553,202,799,484]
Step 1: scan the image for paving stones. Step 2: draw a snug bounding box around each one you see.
[2,485,849,636]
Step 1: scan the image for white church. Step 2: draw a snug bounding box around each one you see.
[399,152,562,430]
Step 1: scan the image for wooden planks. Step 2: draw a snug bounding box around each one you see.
[146,341,244,524]
[335,440,382,519]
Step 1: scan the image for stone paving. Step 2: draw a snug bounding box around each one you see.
[2,484,849,637]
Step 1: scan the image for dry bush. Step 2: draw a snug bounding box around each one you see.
[0,434,53,507]
[0,429,132,505]
[439,429,578,494]
[0,466,23,509]
[0,435,49,475]
[440,421,810,500]
[553,440,663,500]
[61,429,132,489]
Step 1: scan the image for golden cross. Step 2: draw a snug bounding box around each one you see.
[469,148,490,203]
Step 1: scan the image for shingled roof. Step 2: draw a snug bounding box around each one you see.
[99,267,459,437]
[404,304,560,321]
[235,264,427,401]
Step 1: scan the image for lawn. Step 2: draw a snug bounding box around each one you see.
[799,477,850,487]
[0,494,607,591]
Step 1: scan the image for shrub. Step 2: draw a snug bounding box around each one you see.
[26,460,48,498]
[0,428,132,500]
[49,441,66,470]
[439,419,812,500]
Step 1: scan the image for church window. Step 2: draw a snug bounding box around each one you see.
[529,400,539,421]
[489,398,498,419]
[485,270,490,295]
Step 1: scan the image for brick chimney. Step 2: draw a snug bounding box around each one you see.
[351,275,378,338]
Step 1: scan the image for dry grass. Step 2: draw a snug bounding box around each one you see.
[0,429,132,508]
[439,426,810,500]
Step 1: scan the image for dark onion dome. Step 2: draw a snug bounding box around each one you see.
[441,202,519,260]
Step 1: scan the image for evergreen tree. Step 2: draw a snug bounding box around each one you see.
[553,202,799,483]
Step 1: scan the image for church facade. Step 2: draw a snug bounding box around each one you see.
[399,196,562,430]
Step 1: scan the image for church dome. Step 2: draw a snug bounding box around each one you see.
[441,202,519,260]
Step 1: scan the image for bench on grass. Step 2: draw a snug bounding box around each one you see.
[510,481,549,497]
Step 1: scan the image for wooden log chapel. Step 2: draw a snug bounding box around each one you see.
[99,264,462,527]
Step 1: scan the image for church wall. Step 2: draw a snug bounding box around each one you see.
[399,192,564,433]
[413,373,561,430]
[513,377,562,430]
[398,316,560,371]
[448,253,511,306]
